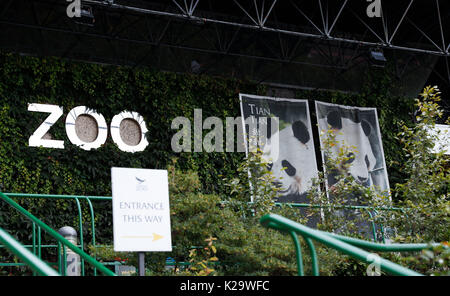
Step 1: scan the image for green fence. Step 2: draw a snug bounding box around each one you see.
[0,192,196,275]
[260,213,442,276]
[0,192,429,276]
[0,226,60,276]
[271,202,402,243]
[2,192,111,273]
[0,192,115,276]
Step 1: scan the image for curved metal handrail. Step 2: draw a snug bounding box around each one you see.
[0,191,115,276]
[0,227,60,276]
[260,213,426,276]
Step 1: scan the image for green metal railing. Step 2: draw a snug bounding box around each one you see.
[0,192,194,275]
[0,192,112,275]
[0,192,416,276]
[260,213,440,276]
[242,200,398,243]
[0,226,59,276]
[271,202,400,243]
[0,192,115,276]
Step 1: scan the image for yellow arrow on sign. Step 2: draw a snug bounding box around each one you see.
[121,233,164,242]
[152,233,164,242]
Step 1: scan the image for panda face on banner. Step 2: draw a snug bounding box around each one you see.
[262,120,317,198]
[319,111,376,187]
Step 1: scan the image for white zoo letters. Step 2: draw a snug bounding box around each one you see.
[28,103,149,153]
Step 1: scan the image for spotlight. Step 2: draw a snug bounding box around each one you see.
[74,5,95,26]
[368,48,387,68]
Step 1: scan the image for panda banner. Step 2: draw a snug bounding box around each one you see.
[239,94,319,204]
[315,101,390,198]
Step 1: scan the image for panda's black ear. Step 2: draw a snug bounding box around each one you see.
[292,120,310,144]
[327,111,342,130]
[361,120,371,137]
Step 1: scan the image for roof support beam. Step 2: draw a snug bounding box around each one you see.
[8,0,450,57]
[389,0,414,45]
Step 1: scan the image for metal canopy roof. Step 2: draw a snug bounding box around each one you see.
[81,0,450,56]
[1,0,449,105]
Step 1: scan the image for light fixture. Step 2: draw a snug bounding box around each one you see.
[368,48,387,68]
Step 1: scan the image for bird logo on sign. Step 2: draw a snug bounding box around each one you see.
[135,176,148,191]
[136,177,146,183]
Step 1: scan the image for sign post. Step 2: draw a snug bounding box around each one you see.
[111,167,172,276]
[138,252,145,276]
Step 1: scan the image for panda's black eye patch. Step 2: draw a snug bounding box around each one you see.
[267,162,273,171]
[292,120,310,144]
[345,153,355,164]
[281,160,296,177]
[365,155,370,168]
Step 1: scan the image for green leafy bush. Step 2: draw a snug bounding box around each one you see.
[386,86,449,243]
[305,86,449,275]
[89,158,300,276]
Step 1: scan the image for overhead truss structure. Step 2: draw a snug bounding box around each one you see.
[0,0,449,101]
[80,0,450,57]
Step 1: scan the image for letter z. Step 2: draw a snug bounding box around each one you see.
[28,103,64,149]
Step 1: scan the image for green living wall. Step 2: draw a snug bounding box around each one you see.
[0,52,415,246]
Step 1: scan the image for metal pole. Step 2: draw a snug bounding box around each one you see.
[138,252,145,276]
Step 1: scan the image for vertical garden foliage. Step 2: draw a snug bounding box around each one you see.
[0,52,427,275]
[0,52,263,244]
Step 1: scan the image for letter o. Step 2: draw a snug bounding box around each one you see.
[110,111,149,153]
[65,106,108,151]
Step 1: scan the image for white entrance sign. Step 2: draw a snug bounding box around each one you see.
[111,167,172,252]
